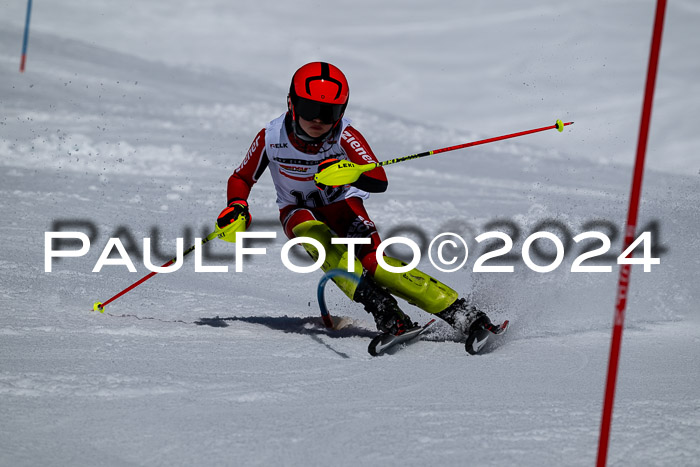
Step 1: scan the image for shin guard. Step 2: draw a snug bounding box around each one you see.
[291,220,362,299]
[372,257,459,314]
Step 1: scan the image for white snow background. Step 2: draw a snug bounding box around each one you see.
[1,1,699,466]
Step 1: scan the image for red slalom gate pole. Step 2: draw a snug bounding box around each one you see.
[596,1,667,465]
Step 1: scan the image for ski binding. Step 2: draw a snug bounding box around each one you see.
[368,319,436,356]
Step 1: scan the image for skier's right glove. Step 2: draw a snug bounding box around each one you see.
[217,198,251,229]
[315,158,341,190]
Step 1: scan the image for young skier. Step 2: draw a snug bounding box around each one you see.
[217,61,499,342]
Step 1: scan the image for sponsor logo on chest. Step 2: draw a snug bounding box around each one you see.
[279,164,309,173]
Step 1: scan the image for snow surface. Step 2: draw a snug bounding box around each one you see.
[1,1,699,466]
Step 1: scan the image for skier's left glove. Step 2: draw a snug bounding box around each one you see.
[315,158,341,190]
[217,198,251,229]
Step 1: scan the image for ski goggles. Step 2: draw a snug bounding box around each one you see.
[293,96,345,124]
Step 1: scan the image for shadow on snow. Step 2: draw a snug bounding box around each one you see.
[195,315,377,339]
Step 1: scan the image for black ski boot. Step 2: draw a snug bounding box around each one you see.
[436,298,507,354]
[463,312,508,355]
[353,273,416,335]
[434,297,490,336]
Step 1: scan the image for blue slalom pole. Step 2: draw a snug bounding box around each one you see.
[317,269,360,328]
[20,0,33,72]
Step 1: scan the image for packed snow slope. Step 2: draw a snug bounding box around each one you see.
[1,1,699,466]
[2,0,700,176]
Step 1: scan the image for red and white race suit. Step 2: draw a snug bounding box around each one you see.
[227,112,389,272]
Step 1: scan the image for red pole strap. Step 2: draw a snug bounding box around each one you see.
[597,1,667,465]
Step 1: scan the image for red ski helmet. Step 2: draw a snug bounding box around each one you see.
[288,62,349,126]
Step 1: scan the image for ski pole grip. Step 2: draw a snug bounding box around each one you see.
[314,161,377,187]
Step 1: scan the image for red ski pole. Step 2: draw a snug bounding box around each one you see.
[379,119,574,167]
[315,119,573,187]
[92,220,243,313]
